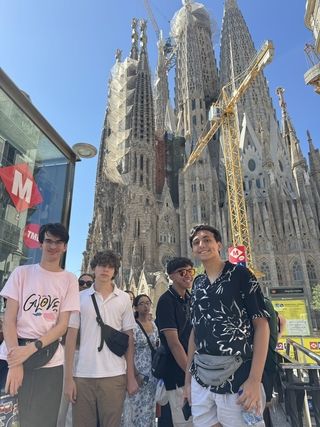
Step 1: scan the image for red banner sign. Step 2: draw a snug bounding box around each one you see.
[0,163,42,212]
[228,246,247,265]
[23,223,40,249]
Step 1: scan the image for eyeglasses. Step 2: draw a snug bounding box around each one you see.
[78,280,93,288]
[43,238,65,246]
[137,301,152,306]
[174,268,196,278]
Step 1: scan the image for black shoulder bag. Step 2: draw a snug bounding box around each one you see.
[136,320,156,359]
[91,294,129,357]
[17,338,59,370]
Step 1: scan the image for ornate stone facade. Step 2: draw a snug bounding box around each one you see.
[83,1,320,327]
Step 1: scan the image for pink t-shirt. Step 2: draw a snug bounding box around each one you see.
[0,263,80,367]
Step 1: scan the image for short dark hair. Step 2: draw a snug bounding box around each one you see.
[90,250,121,279]
[189,224,222,247]
[133,294,151,319]
[166,257,193,275]
[38,223,69,244]
[79,273,94,281]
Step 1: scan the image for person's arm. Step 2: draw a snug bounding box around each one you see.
[278,314,286,337]
[64,327,78,403]
[183,328,196,404]
[124,329,139,395]
[237,317,269,413]
[3,298,23,395]
[163,329,188,371]
[6,311,71,368]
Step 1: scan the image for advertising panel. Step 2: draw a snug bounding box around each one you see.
[272,298,310,336]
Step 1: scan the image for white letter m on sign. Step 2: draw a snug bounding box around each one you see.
[11,170,32,203]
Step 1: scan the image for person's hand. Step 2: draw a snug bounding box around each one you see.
[5,365,23,396]
[7,345,34,367]
[183,382,192,405]
[237,378,262,415]
[64,378,77,404]
[127,375,139,396]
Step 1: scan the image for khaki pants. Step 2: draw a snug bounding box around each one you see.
[73,375,126,427]
[167,386,193,426]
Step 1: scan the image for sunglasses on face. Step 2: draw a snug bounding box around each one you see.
[78,279,93,288]
[175,268,196,278]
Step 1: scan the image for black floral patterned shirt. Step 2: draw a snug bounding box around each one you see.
[190,261,269,394]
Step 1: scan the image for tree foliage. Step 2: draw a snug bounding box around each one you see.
[312,284,320,310]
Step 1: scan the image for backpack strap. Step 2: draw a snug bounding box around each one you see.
[136,320,156,356]
[91,294,104,352]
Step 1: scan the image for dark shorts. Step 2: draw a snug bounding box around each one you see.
[0,359,63,427]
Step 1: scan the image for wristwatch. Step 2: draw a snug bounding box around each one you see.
[34,340,43,351]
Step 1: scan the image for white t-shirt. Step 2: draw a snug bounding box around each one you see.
[0,263,80,367]
[69,284,135,378]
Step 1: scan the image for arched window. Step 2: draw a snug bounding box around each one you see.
[276,261,284,286]
[292,261,303,283]
[306,260,317,287]
[260,262,271,281]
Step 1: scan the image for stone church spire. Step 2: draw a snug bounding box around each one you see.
[154,32,169,136]
[130,18,139,60]
[220,0,276,137]
[277,87,307,172]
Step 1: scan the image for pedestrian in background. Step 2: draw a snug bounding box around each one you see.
[122,294,159,426]
[156,257,194,426]
[57,272,95,427]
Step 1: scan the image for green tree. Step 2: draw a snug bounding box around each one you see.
[312,284,320,311]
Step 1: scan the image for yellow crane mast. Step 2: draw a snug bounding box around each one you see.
[183,40,274,271]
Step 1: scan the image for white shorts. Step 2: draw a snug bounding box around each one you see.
[191,377,266,427]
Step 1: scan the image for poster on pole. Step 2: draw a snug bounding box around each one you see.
[271,298,310,336]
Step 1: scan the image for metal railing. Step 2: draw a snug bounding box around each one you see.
[276,338,320,427]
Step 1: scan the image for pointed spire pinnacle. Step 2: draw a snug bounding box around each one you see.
[115,48,122,62]
[307,130,315,151]
[225,0,238,10]
[276,87,288,119]
[140,19,148,53]
[276,87,306,169]
[130,18,139,60]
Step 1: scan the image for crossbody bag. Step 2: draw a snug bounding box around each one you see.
[17,338,59,370]
[193,353,244,387]
[135,320,156,359]
[91,294,129,357]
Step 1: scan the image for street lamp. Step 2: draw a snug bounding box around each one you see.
[72,143,97,159]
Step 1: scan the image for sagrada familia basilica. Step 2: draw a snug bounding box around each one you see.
[82,0,320,324]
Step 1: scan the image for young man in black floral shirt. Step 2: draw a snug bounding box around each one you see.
[184,225,269,427]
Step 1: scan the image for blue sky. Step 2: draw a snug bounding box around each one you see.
[0,0,318,276]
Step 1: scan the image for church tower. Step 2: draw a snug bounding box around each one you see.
[170,0,224,257]
[83,19,158,283]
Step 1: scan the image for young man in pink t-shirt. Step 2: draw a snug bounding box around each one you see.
[0,223,80,427]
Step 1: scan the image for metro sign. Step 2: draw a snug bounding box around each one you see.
[310,342,318,350]
[23,223,40,249]
[228,245,247,266]
[0,163,43,212]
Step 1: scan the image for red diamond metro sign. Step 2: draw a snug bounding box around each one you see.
[0,163,43,212]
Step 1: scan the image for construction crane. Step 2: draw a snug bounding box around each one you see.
[143,0,176,70]
[183,40,274,271]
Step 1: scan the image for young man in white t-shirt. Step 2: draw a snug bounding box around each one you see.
[0,223,80,427]
[64,250,138,427]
